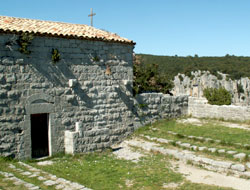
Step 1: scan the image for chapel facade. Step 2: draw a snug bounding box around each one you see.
[0,16,135,159]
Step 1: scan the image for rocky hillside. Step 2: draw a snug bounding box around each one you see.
[172,71,250,106]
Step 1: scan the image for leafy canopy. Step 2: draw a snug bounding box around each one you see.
[133,55,173,95]
[203,87,232,105]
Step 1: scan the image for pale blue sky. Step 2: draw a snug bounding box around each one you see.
[1,0,250,56]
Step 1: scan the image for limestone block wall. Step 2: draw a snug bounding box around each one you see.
[0,32,134,159]
[188,97,250,121]
[64,94,189,154]
[135,93,188,124]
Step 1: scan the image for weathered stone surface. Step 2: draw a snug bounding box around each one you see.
[231,164,246,172]
[21,171,32,176]
[172,71,250,106]
[205,138,213,142]
[212,160,232,169]
[218,149,226,154]
[190,145,198,151]
[246,162,250,169]
[180,143,191,148]
[233,153,246,160]
[43,180,58,186]
[0,33,190,159]
[188,97,250,121]
[208,148,217,153]
[227,151,237,155]
[198,147,207,151]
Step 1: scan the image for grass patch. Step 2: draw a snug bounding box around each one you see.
[0,176,28,190]
[138,119,250,146]
[177,182,234,190]
[29,152,182,190]
[134,118,250,162]
[0,152,235,190]
[0,157,56,190]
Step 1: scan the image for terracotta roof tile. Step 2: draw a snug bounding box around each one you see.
[0,15,135,44]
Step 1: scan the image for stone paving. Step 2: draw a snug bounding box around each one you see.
[0,162,92,190]
[0,170,40,190]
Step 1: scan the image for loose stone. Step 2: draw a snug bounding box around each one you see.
[55,184,65,189]
[233,153,246,160]
[187,136,195,139]
[37,161,54,166]
[29,186,40,190]
[196,137,204,141]
[43,180,58,186]
[246,162,250,169]
[180,143,191,148]
[226,150,237,155]
[37,176,46,181]
[198,146,207,151]
[190,145,198,151]
[21,171,32,176]
[214,140,221,143]
[218,149,226,154]
[156,138,171,144]
[176,141,182,145]
[205,138,213,142]
[208,148,217,153]
[231,164,246,172]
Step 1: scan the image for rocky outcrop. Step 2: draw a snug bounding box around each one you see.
[172,71,250,106]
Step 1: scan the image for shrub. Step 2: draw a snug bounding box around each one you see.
[203,87,231,105]
[133,55,173,95]
[17,32,34,54]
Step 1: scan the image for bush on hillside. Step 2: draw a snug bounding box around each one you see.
[133,55,173,95]
[203,87,231,105]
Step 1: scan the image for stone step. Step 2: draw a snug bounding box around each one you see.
[126,138,250,178]
[142,135,250,162]
[0,170,40,190]
[166,130,250,150]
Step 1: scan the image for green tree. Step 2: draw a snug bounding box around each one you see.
[133,55,173,95]
[203,87,231,105]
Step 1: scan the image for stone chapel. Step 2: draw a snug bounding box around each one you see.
[0,16,135,159]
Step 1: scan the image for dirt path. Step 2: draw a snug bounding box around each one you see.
[172,161,250,190]
[114,138,250,190]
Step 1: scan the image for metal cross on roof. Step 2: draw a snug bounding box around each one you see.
[88,8,96,27]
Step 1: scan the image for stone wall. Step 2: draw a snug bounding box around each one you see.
[134,93,188,125]
[0,32,135,159]
[64,93,189,154]
[188,97,250,121]
[0,32,190,159]
[172,71,250,106]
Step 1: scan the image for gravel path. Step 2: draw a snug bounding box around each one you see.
[112,141,145,162]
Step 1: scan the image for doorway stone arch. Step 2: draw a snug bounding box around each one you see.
[23,93,57,159]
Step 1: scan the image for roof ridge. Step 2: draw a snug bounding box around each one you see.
[0,15,135,44]
[0,15,90,27]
